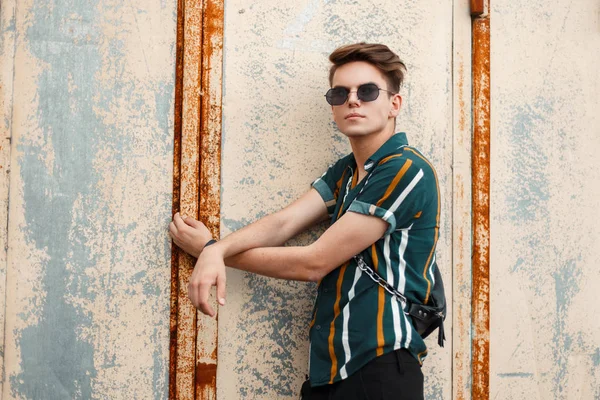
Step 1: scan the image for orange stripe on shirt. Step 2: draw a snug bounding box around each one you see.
[372,245,385,356]
[333,170,346,200]
[309,306,318,330]
[328,262,348,383]
[379,153,404,165]
[376,159,413,207]
[404,148,441,304]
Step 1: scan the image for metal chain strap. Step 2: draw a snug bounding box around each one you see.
[353,255,409,307]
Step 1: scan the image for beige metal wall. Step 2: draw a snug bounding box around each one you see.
[218,1,457,398]
[3,0,598,399]
[490,0,600,398]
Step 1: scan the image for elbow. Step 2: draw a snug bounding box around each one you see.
[304,247,333,282]
[306,267,325,283]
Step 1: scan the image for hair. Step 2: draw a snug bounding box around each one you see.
[328,43,407,93]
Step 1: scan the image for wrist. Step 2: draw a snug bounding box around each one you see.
[204,239,217,248]
[201,238,227,258]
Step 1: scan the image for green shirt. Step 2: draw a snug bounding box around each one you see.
[309,132,441,386]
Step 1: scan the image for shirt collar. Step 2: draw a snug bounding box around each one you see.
[363,132,409,171]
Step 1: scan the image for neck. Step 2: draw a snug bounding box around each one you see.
[349,127,395,175]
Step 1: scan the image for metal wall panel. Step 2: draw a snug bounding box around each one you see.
[219,1,455,398]
[2,1,176,398]
[490,0,600,398]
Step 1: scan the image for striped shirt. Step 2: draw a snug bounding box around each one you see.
[309,132,440,387]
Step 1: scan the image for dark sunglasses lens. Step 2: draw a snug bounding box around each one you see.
[357,84,380,102]
[326,88,349,105]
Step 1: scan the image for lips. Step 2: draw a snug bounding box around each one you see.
[345,113,365,119]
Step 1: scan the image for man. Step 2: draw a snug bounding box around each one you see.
[169,42,440,399]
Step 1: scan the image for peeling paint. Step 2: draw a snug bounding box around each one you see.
[0,0,18,395]
[490,0,600,398]
[4,0,175,398]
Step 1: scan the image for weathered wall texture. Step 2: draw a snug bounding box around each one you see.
[1,1,176,399]
[0,1,18,397]
[490,0,600,398]
[218,1,455,398]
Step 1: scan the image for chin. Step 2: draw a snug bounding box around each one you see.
[339,126,375,138]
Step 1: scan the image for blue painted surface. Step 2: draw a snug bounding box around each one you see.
[235,273,315,397]
[11,1,175,398]
[506,98,553,224]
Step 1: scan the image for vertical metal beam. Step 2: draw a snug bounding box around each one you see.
[171,0,223,398]
[170,0,186,398]
[453,0,474,399]
[195,0,223,399]
[174,0,204,397]
[471,0,491,398]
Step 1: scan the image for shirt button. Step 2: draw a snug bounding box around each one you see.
[315,325,321,330]
[323,288,328,293]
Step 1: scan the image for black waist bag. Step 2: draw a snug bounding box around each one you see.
[406,262,446,347]
[355,255,447,347]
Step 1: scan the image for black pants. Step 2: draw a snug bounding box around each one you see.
[300,349,424,400]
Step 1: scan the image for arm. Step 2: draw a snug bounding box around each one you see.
[169,188,329,257]
[225,210,388,281]
[189,209,387,316]
[177,188,328,316]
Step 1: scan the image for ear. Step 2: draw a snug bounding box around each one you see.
[389,94,402,118]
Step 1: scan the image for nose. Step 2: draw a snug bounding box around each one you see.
[347,90,361,107]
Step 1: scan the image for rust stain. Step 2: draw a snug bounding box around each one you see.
[199,0,223,239]
[195,362,217,390]
[458,61,467,136]
[196,345,219,397]
[472,3,490,399]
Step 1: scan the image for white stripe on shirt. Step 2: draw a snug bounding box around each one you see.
[339,267,362,379]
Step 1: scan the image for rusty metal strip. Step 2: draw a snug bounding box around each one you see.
[169,0,185,398]
[171,0,206,398]
[195,0,223,398]
[471,0,491,398]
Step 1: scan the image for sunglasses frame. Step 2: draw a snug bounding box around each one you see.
[324,83,397,106]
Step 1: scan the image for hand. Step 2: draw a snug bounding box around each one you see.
[188,246,227,316]
[169,212,213,257]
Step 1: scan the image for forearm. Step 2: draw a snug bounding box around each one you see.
[224,245,330,282]
[213,189,327,259]
[216,212,292,257]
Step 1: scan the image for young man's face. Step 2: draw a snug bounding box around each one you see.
[329,61,402,139]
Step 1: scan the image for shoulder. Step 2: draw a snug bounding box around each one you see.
[376,146,437,177]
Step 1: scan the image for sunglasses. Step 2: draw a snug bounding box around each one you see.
[324,83,396,106]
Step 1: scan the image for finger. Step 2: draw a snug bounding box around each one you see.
[197,280,215,317]
[173,212,187,231]
[183,216,202,228]
[216,272,227,306]
[169,221,177,235]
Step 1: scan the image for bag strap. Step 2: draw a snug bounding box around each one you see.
[354,254,446,347]
[353,255,410,310]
